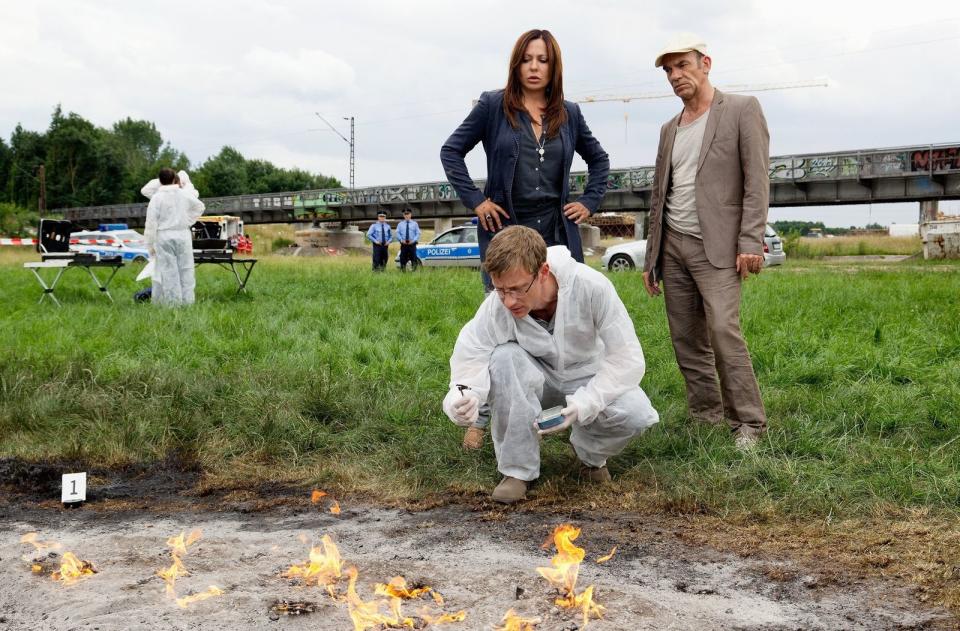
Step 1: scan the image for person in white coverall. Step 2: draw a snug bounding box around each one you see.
[143,168,205,305]
[442,226,659,504]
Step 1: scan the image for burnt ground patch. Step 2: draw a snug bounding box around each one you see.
[0,459,957,629]
[1,502,956,630]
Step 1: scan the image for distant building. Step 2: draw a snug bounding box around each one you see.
[889,223,920,237]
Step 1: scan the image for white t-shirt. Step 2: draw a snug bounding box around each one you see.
[664,111,709,239]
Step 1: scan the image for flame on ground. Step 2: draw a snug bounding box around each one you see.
[353,573,464,628]
[311,489,327,504]
[494,609,540,631]
[157,552,188,597]
[556,584,604,627]
[419,608,467,625]
[536,524,604,627]
[51,552,96,583]
[374,576,435,601]
[345,566,416,630]
[596,546,617,563]
[283,535,344,594]
[166,530,202,557]
[20,532,61,552]
[330,501,342,515]
[158,530,202,598]
[536,525,584,596]
[175,585,224,608]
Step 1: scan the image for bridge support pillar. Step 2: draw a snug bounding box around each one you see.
[579,224,601,251]
[294,224,365,250]
[633,212,650,239]
[920,200,939,223]
[433,217,453,234]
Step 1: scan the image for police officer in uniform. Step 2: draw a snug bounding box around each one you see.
[396,209,421,271]
[366,211,392,272]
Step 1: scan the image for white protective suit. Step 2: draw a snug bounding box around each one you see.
[143,175,205,305]
[446,246,659,481]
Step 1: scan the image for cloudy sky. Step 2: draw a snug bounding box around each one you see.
[2,0,959,226]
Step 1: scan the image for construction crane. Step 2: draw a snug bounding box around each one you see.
[471,80,827,141]
[573,79,828,104]
[574,79,828,143]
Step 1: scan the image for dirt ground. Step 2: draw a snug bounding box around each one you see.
[0,460,955,630]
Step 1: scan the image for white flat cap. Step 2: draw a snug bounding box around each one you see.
[654,33,708,67]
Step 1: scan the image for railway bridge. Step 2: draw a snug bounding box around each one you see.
[60,142,960,229]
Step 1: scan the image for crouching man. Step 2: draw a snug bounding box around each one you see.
[442,226,659,504]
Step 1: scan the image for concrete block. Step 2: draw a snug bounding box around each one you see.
[921,220,960,259]
[579,224,601,250]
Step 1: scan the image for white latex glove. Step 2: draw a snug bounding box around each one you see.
[442,388,480,427]
[536,403,579,436]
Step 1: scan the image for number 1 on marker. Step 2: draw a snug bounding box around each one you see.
[61,473,87,504]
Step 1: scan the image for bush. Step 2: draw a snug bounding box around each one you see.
[272,237,295,251]
[0,203,39,237]
[781,230,803,256]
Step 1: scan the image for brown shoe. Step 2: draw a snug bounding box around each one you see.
[577,462,612,484]
[462,426,485,450]
[491,476,529,504]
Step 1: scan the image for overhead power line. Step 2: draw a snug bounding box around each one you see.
[575,79,829,104]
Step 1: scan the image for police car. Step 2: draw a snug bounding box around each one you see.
[70,229,151,262]
[396,224,480,268]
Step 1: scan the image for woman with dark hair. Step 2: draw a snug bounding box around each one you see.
[440,28,610,450]
[441,29,609,260]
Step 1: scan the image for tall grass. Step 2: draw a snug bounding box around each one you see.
[785,235,922,258]
[1,253,958,518]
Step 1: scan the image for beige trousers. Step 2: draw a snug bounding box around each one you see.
[661,228,767,434]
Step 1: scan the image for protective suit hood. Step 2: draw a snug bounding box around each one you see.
[545,245,576,289]
[177,171,193,190]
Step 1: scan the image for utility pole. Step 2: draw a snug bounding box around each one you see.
[315,113,355,190]
[346,116,355,191]
[37,164,46,213]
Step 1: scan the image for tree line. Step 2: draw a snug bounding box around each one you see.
[769,221,878,237]
[0,105,341,234]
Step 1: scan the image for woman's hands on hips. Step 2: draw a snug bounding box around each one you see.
[476,199,510,232]
[563,201,590,224]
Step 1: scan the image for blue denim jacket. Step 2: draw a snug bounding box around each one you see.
[440,90,609,262]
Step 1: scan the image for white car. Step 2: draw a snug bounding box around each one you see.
[601,239,646,272]
[763,224,786,266]
[70,229,151,262]
[602,223,785,272]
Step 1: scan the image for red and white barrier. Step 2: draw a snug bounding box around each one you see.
[0,237,142,246]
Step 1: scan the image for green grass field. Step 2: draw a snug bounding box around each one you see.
[1,250,959,520]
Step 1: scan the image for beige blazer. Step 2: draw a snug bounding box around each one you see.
[643,90,770,276]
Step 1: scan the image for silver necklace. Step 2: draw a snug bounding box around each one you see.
[535,116,546,163]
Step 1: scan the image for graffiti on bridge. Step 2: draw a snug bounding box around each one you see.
[769,159,803,180]
[306,183,460,206]
[911,147,960,171]
[861,152,907,176]
[768,154,905,180]
[568,169,650,193]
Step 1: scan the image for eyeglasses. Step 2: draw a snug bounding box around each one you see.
[493,274,537,299]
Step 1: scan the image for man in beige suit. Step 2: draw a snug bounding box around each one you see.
[642,33,769,449]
